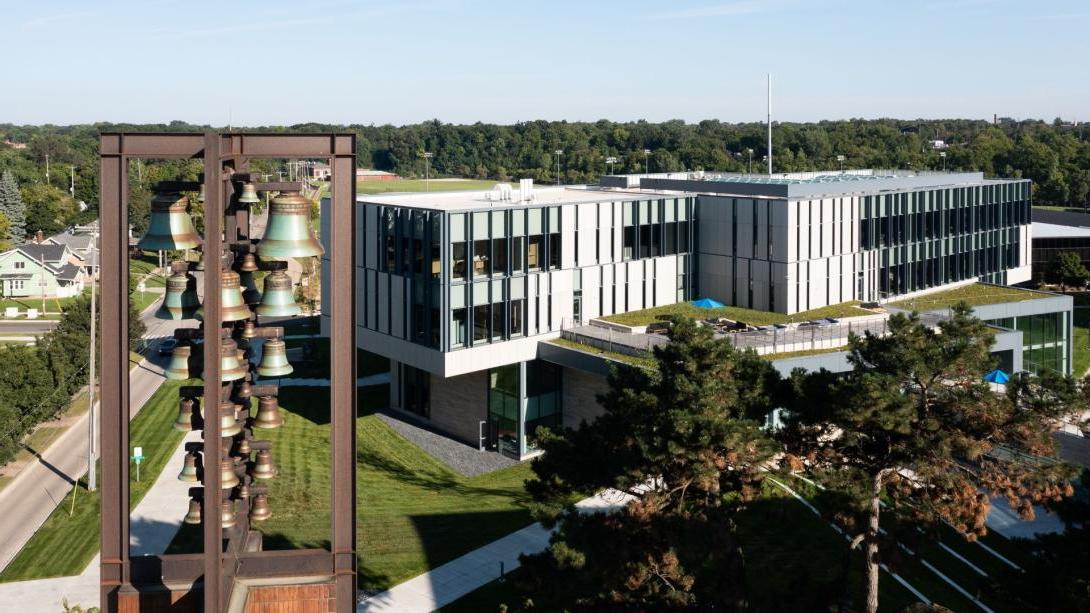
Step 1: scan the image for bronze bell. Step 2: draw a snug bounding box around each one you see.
[233,377,253,401]
[220,401,242,437]
[165,343,196,381]
[237,252,259,272]
[173,397,195,432]
[236,477,251,501]
[183,497,202,525]
[249,493,272,522]
[234,435,252,458]
[237,182,260,204]
[220,457,240,490]
[252,449,277,480]
[178,450,201,482]
[221,499,237,529]
[256,339,293,378]
[256,191,325,259]
[195,271,250,323]
[255,270,300,317]
[239,320,257,340]
[253,396,284,430]
[239,272,261,306]
[156,268,200,320]
[137,192,202,251]
[209,339,247,382]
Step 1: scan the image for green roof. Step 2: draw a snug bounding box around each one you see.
[888,283,1047,312]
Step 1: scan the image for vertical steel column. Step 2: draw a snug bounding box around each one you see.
[99,135,130,611]
[329,136,358,609]
[202,133,224,612]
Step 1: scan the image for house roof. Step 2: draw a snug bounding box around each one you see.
[55,263,83,282]
[46,231,95,252]
[18,243,69,264]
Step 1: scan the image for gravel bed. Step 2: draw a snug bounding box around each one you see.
[376,410,518,477]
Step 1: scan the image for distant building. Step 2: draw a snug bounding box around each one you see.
[0,242,85,298]
[1030,222,1090,281]
[46,228,97,264]
[930,139,948,150]
[356,169,401,182]
[308,162,332,181]
[2,140,27,150]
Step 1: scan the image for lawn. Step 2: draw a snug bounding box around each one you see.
[547,338,656,370]
[603,300,873,328]
[356,178,498,195]
[129,289,161,314]
[889,283,1045,312]
[1074,294,1090,376]
[760,346,848,361]
[166,384,537,591]
[0,295,78,319]
[129,253,166,288]
[0,379,189,582]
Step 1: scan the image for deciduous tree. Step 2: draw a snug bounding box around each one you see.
[1051,251,1089,293]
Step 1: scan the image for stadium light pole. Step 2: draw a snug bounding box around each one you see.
[746,148,753,174]
[554,149,563,185]
[643,149,651,174]
[606,156,617,175]
[423,152,434,191]
[837,154,846,171]
[940,151,947,171]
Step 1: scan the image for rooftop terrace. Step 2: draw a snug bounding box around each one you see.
[359,185,650,212]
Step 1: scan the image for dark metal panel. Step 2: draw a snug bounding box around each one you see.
[225,134,338,157]
[201,133,224,613]
[234,549,334,578]
[101,133,206,158]
[330,143,358,610]
[99,142,130,612]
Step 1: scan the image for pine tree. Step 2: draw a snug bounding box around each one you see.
[0,171,27,245]
[779,304,1083,613]
[519,317,780,609]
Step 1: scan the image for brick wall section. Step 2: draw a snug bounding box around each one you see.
[562,368,608,430]
[428,370,487,444]
[244,582,336,612]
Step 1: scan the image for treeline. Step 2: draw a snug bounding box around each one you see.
[0,295,144,464]
[1,117,1089,234]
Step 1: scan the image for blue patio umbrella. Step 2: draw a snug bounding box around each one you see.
[983,369,1009,384]
[690,298,726,309]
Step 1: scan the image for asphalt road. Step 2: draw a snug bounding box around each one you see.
[0,296,195,573]
[0,319,60,334]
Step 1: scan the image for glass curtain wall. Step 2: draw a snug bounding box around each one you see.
[488,364,520,457]
[987,311,1070,375]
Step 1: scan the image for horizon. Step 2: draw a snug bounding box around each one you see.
[3,0,1087,126]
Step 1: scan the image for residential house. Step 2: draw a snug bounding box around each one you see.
[0,243,86,298]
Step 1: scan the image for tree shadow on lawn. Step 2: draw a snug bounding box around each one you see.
[274,385,389,427]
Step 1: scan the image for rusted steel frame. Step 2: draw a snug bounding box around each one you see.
[98,135,130,611]
[329,137,358,610]
[201,132,225,613]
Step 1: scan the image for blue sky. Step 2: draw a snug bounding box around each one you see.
[4,0,1087,126]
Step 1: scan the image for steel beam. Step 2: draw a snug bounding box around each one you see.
[329,140,358,609]
[99,139,130,611]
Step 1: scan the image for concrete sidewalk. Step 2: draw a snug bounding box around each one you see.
[358,489,632,613]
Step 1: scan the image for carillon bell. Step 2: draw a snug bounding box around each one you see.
[237,479,250,501]
[239,320,257,340]
[249,493,272,522]
[137,192,202,251]
[255,271,300,317]
[156,268,200,320]
[238,258,261,306]
[178,450,201,482]
[220,457,240,489]
[256,191,324,259]
[256,339,292,377]
[237,252,259,272]
[252,449,277,480]
[221,499,237,529]
[237,182,260,204]
[195,271,250,323]
[233,378,252,401]
[213,339,247,382]
[234,435,252,457]
[220,401,242,437]
[183,497,202,525]
[173,398,196,431]
[253,396,284,430]
[165,343,196,381]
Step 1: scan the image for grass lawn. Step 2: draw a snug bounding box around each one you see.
[603,300,872,328]
[761,346,848,361]
[1032,204,1090,214]
[129,289,161,314]
[889,283,1045,312]
[0,295,77,319]
[0,379,190,582]
[547,338,656,370]
[129,254,166,288]
[356,178,498,196]
[1073,294,1090,376]
[166,384,537,591]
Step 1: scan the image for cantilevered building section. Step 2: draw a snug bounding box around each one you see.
[603,170,1033,314]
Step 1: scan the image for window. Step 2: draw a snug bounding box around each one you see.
[527,236,542,271]
[492,237,507,276]
[14,261,25,270]
[512,236,524,274]
[548,233,561,269]
[473,304,490,342]
[623,226,635,260]
[450,308,467,348]
[451,242,467,281]
[510,299,524,336]
[473,240,490,277]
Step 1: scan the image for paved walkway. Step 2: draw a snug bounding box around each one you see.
[358,489,633,613]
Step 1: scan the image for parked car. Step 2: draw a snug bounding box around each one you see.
[159,338,177,356]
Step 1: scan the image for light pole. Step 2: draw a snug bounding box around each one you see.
[87,230,97,491]
[45,153,50,185]
[837,154,846,171]
[423,151,434,191]
[606,156,618,175]
[746,148,753,174]
[643,149,651,174]
[940,151,947,171]
[70,166,76,198]
[555,149,563,185]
